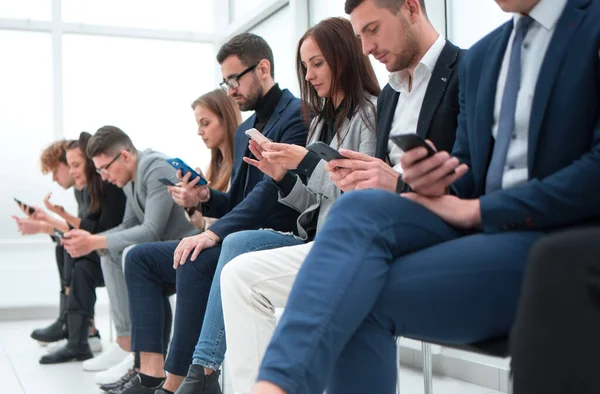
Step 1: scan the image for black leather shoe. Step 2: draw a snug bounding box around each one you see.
[39,314,92,364]
[100,369,137,392]
[31,318,67,343]
[39,343,93,364]
[32,292,68,343]
[175,364,222,394]
[111,375,161,394]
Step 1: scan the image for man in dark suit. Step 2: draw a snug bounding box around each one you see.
[120,33,308,394]
[324,0,463,194]
[249,0,600,393]
[511,227,600,394]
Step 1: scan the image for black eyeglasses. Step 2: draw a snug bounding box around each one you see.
[95,152,122,175]
[220,64,258,91]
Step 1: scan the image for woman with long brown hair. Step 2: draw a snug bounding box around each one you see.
[171,89,240,230]
[174,17,380,394]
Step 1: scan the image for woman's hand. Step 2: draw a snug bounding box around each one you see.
[243,140,287,181]
[261,142,308,170]
[43,193,65,215]
[12,216,52,235]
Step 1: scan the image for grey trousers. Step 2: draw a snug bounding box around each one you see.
[101,244,136,337]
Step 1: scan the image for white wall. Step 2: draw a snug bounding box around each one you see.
[447,0,511,48]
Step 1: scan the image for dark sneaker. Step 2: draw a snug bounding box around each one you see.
[174,364,222,394]
[100,369,137,392]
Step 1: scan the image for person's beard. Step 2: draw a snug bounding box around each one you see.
[237,76,265,112]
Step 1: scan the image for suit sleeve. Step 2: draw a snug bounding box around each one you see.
[103,162,182,251]
[480,114,600,233]
[207,115,307,240]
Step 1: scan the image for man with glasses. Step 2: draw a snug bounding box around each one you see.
[117,33,307,394]
[63,125,197,379]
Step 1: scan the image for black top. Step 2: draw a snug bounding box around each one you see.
[254,84,283,132]
[79,182,127,234]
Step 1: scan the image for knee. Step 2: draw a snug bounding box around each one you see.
[124,245,148,281]
[221,230,265,258]
[220,254,253,291]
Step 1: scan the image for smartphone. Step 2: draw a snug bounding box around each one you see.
[158,177,177,187]
[306,142,347,162]
[53,229,64,239]
[390,134,437,157]
[14,198,35,215]
[165,158,208,186]
[245,128,272,146]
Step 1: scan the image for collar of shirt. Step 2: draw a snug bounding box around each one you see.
[388,34,446,94]
[255,83,283,124]
[514,0,567,32]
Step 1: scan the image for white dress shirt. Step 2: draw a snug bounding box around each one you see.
[387,34,446,172]
[493,0,567,190]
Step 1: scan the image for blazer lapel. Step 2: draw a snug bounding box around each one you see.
[528,0,586,170]
[474,23,513,174]
[376,90,399,161]
[416,41,460,140]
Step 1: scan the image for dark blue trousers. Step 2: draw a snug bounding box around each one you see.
[258,190,543,394]
[125,240,220,376]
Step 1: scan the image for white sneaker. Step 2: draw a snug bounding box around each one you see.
[82,343,129,372]
[46,336,103,354]
[94,353,135,385]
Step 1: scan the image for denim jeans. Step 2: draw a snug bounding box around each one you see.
[257,190,543,394]
[192,230,304,370]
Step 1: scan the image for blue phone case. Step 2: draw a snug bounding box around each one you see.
[165,158,208,185]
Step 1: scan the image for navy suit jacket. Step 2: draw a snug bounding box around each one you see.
[375,40,465,161]
[452,0,600,233]
[203,89,308,239]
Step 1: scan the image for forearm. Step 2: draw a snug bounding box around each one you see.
[60,211,81,229]
[46,216,70,233]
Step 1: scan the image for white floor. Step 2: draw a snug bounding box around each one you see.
[0,316,502,394]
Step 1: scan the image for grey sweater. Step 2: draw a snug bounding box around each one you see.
[279,97,377,240]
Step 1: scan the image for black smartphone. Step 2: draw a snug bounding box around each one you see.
[391,134,437,158]
[158,177,177,187]
[14,198,35,215]
[307,142,346,162]
[53,229,64,239]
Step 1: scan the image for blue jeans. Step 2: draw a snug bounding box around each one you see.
[192,230,303,370]
[257,190,544,394]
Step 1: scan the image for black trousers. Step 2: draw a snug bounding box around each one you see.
[66,252,104,318]
[511,227,600,394]
[55,244,68,290]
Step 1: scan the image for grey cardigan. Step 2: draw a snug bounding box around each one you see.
[279,97,377,240]
[102,149,198,251]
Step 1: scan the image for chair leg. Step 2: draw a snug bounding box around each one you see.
[108,301,114,343]
[422,342,433,394]
[507,371,513,394]
[221,359,226,394]
[396,337,401,394]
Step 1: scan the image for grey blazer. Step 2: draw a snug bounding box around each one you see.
[279,97,377,240]
[102,149,198,252]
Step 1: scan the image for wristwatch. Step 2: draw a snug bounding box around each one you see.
[395,174,405,194]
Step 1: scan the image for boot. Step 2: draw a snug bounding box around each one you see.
[174,364,222,394]
[39,314,93,364]
[31,292,68,343]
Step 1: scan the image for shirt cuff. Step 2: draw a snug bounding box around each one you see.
[274,171,298,198]
[295,151,320,178]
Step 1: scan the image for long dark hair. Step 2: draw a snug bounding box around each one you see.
[296,17,380,140]
[191,89,240,192]
[66,132,104,213]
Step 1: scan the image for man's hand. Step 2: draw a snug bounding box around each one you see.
[43,193,65,215]
[12,216,52,235]
[260,142,308,171]
[326,149,400,192]
[402,193,481,229]
[173,230,220,269]
[168,169,210,208]
[62,229,98,258]
[400,140,469,197]
[243,140,288,182]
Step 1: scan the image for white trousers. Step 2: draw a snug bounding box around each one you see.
[220,241,314,393]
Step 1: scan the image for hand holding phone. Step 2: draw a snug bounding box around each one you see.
[245,128,272,146]
[166,158,208,186]
[14,198,35,215]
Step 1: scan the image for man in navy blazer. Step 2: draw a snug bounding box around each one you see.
[249,1,600,394]
[120,34,308,393]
